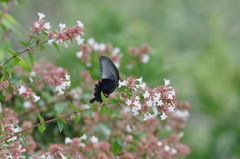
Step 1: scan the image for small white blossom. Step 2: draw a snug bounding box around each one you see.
[126,125,132,132]
[173,110,189,119]
[87,38,95,46]
[76,51,83,58]
[156,100,163,106]
[90,136,98,143]
[164,145,170,151]
[141,54,149,63]
[32,94,40,102]
[23,101,31,109]
[65,137,72,144]
[86,62,92,67]
[146,99,153,107]
[171,148,177,154]
[56,86,64,95]
[161,112,168,120]
[126,99,132,106]
[59,23,66,32]
[38,12,46,21]
[34,22,40,28]
[125,107,131,112]
[136,77,143,83]
[168,106,175,112]
[48,39,55,45]
[143,113,155,121]
[80,134,87,140]
[118,80,127,88]
[44,22,51,30]
[157,141,162,146]
[60,154,67,159]
[77,20,84,28]
[99,43,106,51]
[7,136,17,142]
[76,35,84,45]
[112,48,120,55]
[143,91,150,98]
[137,83,146,89]
[65,74,70,80]
[164,79,171,86]
[18,85,26,94]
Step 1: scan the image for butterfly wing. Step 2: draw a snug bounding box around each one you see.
[89,56,120,103]
[99,56,119,83]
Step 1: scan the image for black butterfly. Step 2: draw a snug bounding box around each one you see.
[89,56,119,103]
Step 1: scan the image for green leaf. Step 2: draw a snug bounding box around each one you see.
[19,41,28,47]
[74,114,81,124]
[20,135,27,146]
[101,91,107,103]
[57,120,64,133]
[109,98,118,104]
[38,125,46,133]
[112,137,124,155]
[38,113,46,133]
[88,109,94,117]
[100,106,109,116]
[68,102,80,111]
[52,42,59,53]
[28,52,34,65]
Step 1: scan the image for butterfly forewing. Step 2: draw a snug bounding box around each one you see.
[99,56,119,82]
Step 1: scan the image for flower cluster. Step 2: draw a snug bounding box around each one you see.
[76,38,122,67]
[129,44,151,63]
[119,77,177,121]
[31,12,84,47]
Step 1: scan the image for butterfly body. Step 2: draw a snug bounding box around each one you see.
[90,56,119,103]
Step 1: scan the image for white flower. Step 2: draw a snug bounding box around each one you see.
[76,35,84,45]
[126,99,132,106]
[168,106,175,112]
[157,141,162,146]
[30,71,36,76]
[56,86,64,95]
[137,83,146,89]
[44,22,51,30]
[146,99,153,107]
[34,22,40,28]
[161,112,168,120]
[59,154,67,159]
[125,107,131,112]
[99,43,106,51]
[80,134,87,140]
[77,20,84,28]
[48,39,55,45]
[156,100,163,106]
[143,113,155,121]
[76,51,83,58]
[143,91,150,98]
[86,62,92,67]
[112,48,120,55]
[87,38,95,46]
[164,79,171,86]
[118,80,127,88]
[173,110,189,119]
[65,74,70,80]
[136,77,143,83]
[90,136,98,143]
[126,125,132,132]
[141,54,149,63]
[59,23,66,32]
[164,145,170,151]
[32,94,40,102]
[171,148,177,154]
[65,137,72,144]
[18,85,26,94]
[7,136,17,142]
[38,12,46,21]
[23,101,31,109]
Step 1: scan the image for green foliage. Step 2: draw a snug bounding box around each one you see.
[37,113,46,133]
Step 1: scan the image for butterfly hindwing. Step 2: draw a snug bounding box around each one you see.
[89,56,119,103]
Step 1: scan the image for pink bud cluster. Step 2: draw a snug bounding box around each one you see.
[31,12,84,47]
[76,38,122,67]
[119,77,177,121]
[31,62,71,95]
[129,44,151,63]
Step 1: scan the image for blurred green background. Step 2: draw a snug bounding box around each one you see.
[7,0,240,158]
